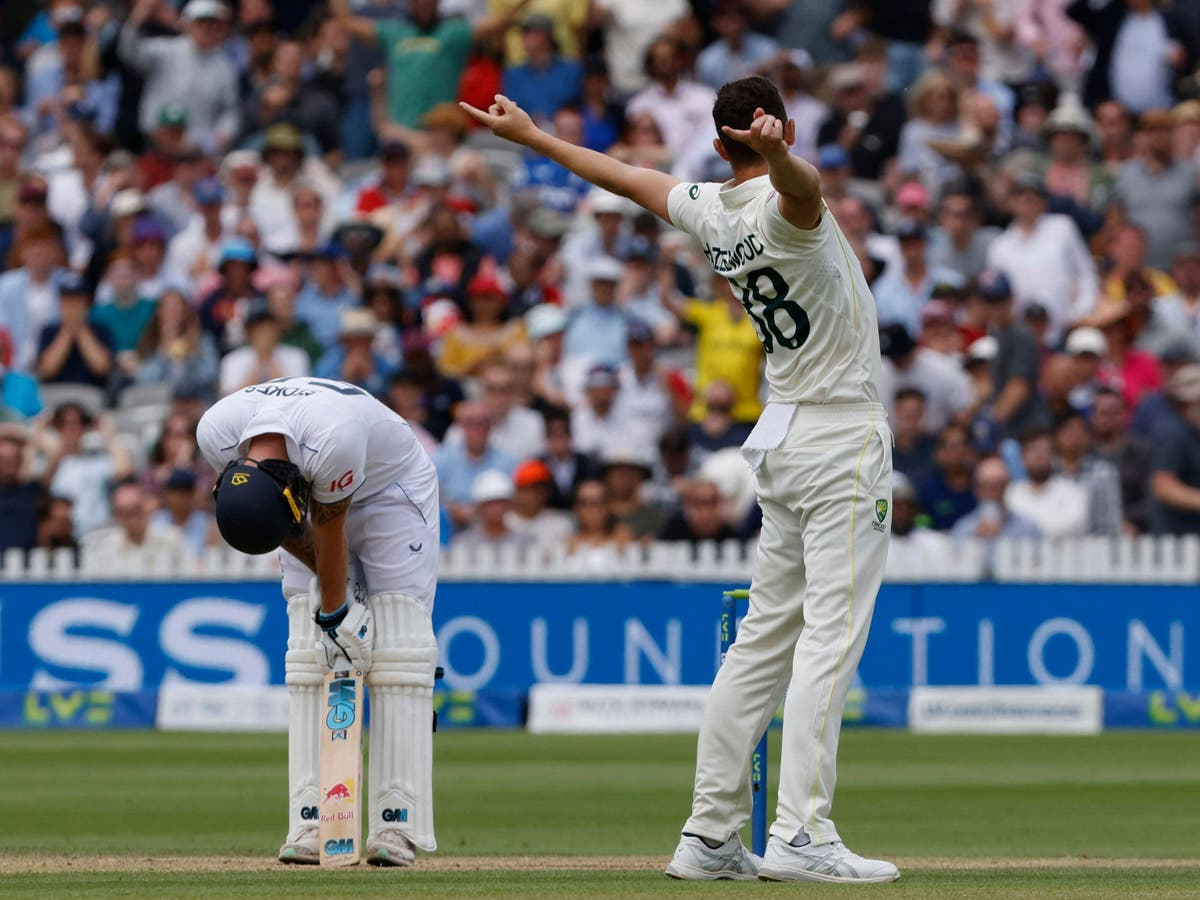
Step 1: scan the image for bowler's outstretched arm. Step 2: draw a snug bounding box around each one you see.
[461,94,680,221]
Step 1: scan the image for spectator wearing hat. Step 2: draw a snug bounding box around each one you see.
[572,363,632,458]
[872,220,964,337]
[453,469,522,549]
[333,0,533,129]
[1148,364,1200,534]
[0,224,62,372]
[150,468,213,556]
[35,402,133,538]
[814,144,855,205]
[134,288,219,401]
[82,478,185,557]
[436,272,525,379]
[249,123,339,249]
[950,455,1041,541]
[563,256,628,367]
[1114,109,1198,271]
[1086,302,1164,411]
[539,404,596,509]
[617,318,682,447]
[600,444,666,538]
[879,322,973,434]
[506,458,573,543]
[165,176,230,289]
[502,14,582,124]
[1090,386,1153,533]
[985,173,1097,341]
[119,0,241,153]
[664,272,762,425]
[1067,0,1191,114]
[360,263,407,367]
[35,271,113,388]
[198,238,261,350]
[524,303,572,410]
[315,307,396,396]
[434,401,517,529]
[560,189,631,302]
[1039,101,1113,228]
[695,1,779,91]
[617,236,676,340]
[0,423,41,552]
[1154,243,1200,353]
[138,103,191,192]
[974,270,1047,436]
[1174,101,1200,165]
[687,380,752,460]
[218,299,309,395]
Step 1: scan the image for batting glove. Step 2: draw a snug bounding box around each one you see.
[315,601,374,673]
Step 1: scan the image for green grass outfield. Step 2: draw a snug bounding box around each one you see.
[1,729,1197,897]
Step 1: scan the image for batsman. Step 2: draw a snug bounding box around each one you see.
[197,376,439,866]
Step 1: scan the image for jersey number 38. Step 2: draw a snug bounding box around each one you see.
[728,266,811,354]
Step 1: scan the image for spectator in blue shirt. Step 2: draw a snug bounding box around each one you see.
[919,423,978,530]
[695,1,779,90]
[502,16,582,125]
[294,242,357,350]
[434,400,516,530]
[872,220,964,336]
[564,256,628,367]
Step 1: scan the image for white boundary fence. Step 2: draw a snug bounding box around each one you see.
[1,536,1197,584]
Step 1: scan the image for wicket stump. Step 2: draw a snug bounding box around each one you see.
[720,589,767,857]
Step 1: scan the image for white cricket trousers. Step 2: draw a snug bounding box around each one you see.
[684,402,892,846]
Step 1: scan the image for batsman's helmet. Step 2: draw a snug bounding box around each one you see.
[212,458,308,554]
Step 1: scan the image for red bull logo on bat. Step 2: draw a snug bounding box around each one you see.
[323,779,353,802]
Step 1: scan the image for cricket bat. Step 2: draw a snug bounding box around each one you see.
[318,665,364,866]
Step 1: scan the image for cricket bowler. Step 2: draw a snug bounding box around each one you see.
[463,77,897,883]
[197,376,439,866]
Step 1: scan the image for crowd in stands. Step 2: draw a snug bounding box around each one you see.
[2,0,1200,567]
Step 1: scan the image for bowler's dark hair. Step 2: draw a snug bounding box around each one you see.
[712,76,788,168]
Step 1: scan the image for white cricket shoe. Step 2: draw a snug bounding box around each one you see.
[277,826,319,865]
[366,830,417,867]
[758,835,900,883]
[664,833,761,881]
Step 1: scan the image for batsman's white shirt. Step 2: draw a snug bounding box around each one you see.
[197,377,439,606]
[668,176,893,846]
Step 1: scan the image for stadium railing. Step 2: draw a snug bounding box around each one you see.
[1,536,1196,583]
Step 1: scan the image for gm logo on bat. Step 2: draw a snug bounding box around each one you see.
[325,838,355,855]
[326,676,357,736]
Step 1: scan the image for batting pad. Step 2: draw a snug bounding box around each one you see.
[367,592,438,852]
[285,592,323,843]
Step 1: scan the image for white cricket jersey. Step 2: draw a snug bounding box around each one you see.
[196,377,437,507]
[668,175,882,406]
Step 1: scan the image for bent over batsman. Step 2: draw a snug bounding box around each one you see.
[198,376,440,867]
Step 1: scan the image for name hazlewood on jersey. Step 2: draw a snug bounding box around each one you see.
[701,232,767,273]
